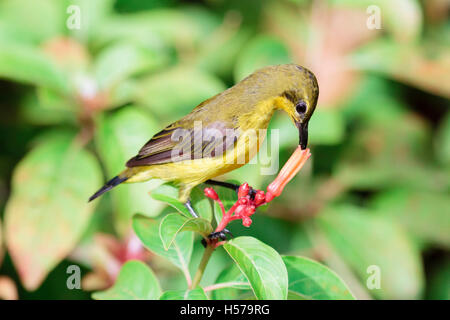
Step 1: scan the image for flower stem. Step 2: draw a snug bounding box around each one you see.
[191,242,215,289]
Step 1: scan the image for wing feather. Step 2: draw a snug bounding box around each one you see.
[126,121,239,167]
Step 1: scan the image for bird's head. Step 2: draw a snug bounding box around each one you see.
[273,64,319,150]
[236,64,319,149]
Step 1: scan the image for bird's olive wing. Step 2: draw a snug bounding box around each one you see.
[126,121,240,167]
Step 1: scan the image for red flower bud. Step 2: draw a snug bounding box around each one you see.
[245,205,256,216]
[242,216,252,227]
[238,197,249,206]
[204,187,218,201]
[254,191,266,206]
[238,182,250,198]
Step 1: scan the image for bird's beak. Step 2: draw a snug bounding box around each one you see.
[296,121,309,150]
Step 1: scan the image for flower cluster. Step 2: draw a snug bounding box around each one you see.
[204,147,311,236]
[204,182,266,230]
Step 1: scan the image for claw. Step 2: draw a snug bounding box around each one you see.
[208,228,233,241]
[202,229,231,247]
[248,188,256,200]
[222,228,233,238]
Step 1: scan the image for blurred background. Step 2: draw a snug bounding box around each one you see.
[0,0,449,300]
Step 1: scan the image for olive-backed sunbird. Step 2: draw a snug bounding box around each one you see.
[89,64,319,218]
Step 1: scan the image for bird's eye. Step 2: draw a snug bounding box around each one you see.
[296,101,307,114]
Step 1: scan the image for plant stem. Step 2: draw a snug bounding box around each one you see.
[191,242,215,289]
[215,215,230,233]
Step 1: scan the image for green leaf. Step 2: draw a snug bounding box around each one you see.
[67,0,115,43]
[336,161,448,192]
[135,67,226,118]
[352,39,449,98]
[283,256,355,300]
[223,236,288,300]
[427,258,450,300]
[370,189,450,248]
[0,19,36,45]
[159,213,212,250]
[196,28,251,78]
[132,215,193,277]
[21,88,77,125]
[92,13,164,48]
[160,287,208,300]
[0,218,3,267]
[341,75,405,124]
[4,134,102,290]
[309,109,345,145]
[95,106,164,235]
[93,260,161,300]
[0,43,68,92]
[334,113,449,191]
[94,42,167,90]
[212,264,252,300]
[151,183,189,217]
[317,205,424,299]
[151,183,212,221]
[435,112,450,166]
[94,8,218,49]
[190,186,213,222]
[106,78,138,109]
[0,0,65,43]
[234,35,291,82]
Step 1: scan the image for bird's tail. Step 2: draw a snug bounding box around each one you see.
[89,175,128,202]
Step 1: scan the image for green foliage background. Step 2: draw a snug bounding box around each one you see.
[0,0,448,299]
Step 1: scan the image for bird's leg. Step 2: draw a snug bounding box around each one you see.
[184,199,199,218]
[205,179,257,199]
[205,179,240,192]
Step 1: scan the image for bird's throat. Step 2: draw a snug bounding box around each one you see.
[238,97,278,131]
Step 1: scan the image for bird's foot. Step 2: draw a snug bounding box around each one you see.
[201,228,233,247]
[209,228,233,240]
[248,187,257,200]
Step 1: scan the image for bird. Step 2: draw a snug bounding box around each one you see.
[89,64,319,221]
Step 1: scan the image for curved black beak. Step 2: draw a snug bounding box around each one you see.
[296,121,309,150]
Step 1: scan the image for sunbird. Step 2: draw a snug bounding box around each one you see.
[89,64,319,220]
